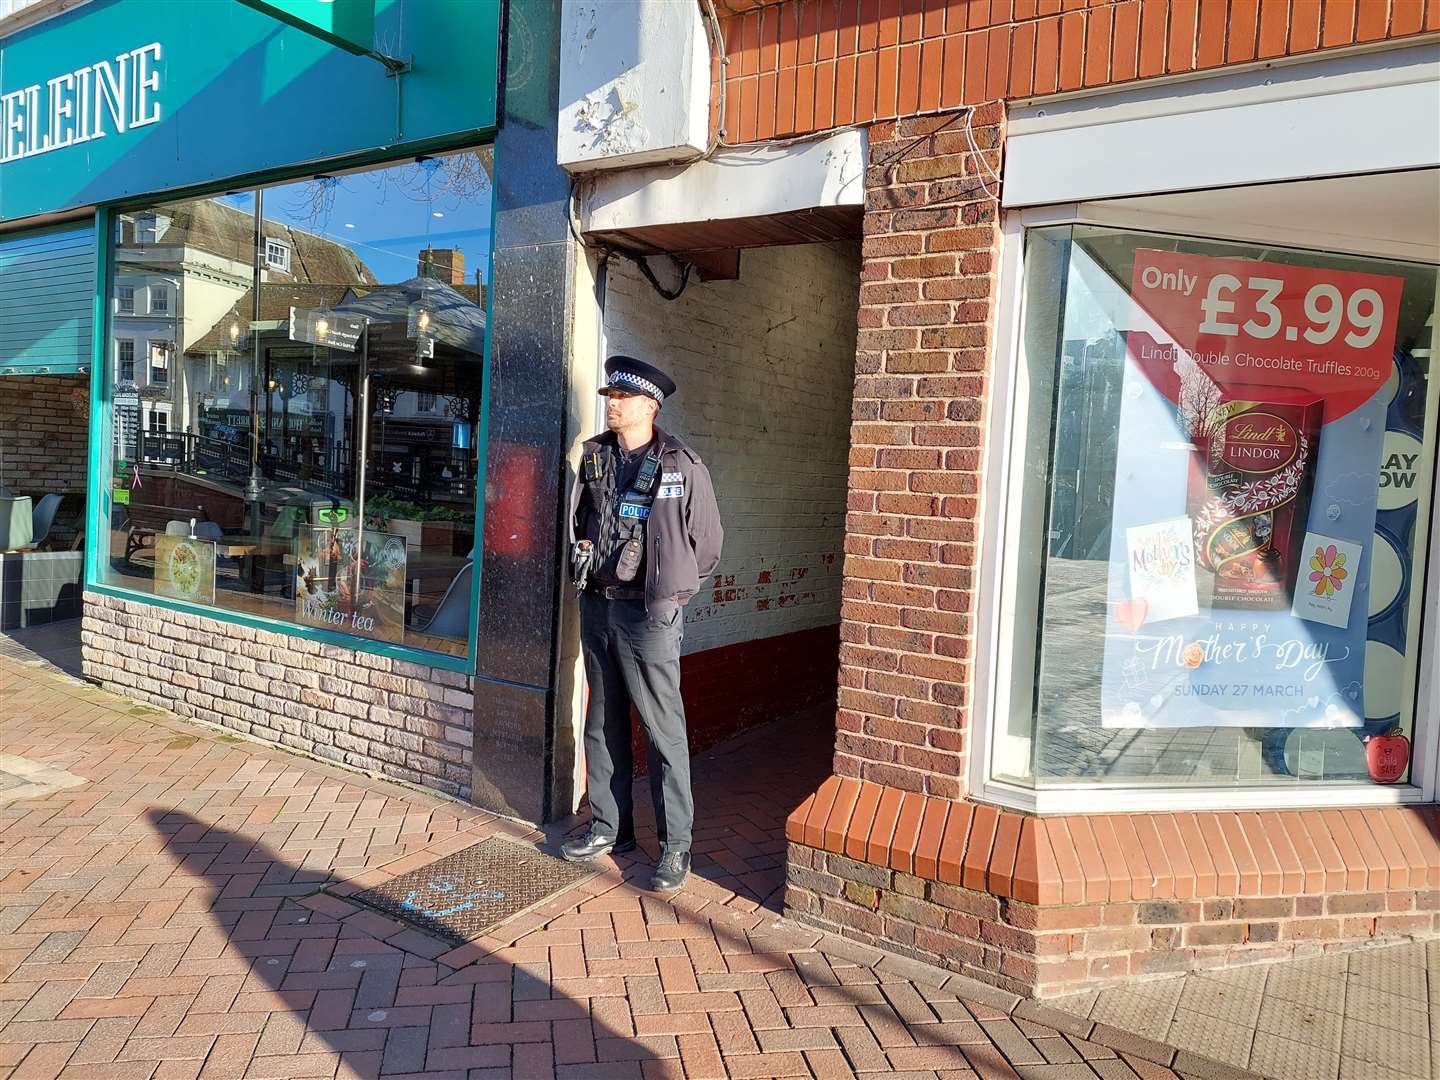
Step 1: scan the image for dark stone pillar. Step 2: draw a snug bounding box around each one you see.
[470,0,575,823]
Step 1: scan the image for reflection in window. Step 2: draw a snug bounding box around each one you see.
[117,285,135,314]
[117,340,135,381]
[265,239,291,272]
[998,226,1438,789]
[149,342,171,385]
[102,150,494,659]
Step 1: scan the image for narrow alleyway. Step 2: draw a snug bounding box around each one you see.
[1,656,1214,1080]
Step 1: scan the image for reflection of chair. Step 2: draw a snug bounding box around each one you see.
[413,561,472,639]
[30,494,62,549]
[124,503,207,561]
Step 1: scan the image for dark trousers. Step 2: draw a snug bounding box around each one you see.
[579,594,693,855]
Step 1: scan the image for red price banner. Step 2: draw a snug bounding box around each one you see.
[1128,249,1404,421]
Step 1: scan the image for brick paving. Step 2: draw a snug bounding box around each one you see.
[0,655,1207,1079]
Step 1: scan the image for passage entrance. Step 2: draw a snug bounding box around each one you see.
[0,222,95,658]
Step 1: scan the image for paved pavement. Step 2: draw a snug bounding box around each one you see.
[0,621,82,681]
[0,653,1214,1080]
[1055,941,1440,1080]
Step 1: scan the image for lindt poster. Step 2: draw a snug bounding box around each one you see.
[294,526,407,645]
[1101,249,1404,729]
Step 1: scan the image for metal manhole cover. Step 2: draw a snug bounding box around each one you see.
[338,837,593,945]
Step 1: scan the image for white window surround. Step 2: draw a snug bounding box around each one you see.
[968,204,1440,816]
[974,44,1440,815]
[1003,42,1440,210]
[265,239,290,272]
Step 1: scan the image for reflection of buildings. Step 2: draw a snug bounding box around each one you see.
[111,202,377,456]
[164,244,488,511]
[113,198,489,512]
[1049,333,1123,561]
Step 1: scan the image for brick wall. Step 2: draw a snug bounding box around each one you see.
[837,105,1003,800]
[82,593,475,801]
[786,841,1440,998]
[0,374,89,496]
[603,241,858,654]
[715,0,1440,142]
[681,624,840,755]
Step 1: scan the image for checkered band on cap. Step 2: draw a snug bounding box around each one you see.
[609,370,664,402]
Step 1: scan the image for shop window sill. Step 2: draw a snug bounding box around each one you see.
[786,774,1440,905]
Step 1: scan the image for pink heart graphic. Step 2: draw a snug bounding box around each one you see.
[1114,598,1149,633]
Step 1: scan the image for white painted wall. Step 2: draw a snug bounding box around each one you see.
[603,241,859,654]
[558,0,711,172]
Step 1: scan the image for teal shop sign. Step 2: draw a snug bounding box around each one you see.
[0,0,501,224]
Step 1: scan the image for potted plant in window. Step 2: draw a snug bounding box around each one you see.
[365,496,468,553]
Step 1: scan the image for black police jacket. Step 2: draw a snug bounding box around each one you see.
[567,426,723,618]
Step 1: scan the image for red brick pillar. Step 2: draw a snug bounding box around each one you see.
[838,104,1005,802]
[781,104,1019,988]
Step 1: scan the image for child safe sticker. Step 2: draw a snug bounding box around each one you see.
[1291,532,1363,630]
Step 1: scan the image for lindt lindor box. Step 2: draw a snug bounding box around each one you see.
[1187,385,1325,609]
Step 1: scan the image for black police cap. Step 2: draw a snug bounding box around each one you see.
[600,355,676,405]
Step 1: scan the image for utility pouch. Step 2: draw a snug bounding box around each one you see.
[615,534,643,582]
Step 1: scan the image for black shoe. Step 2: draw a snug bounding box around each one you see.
[560,831,636,863]
[649,851,690,892]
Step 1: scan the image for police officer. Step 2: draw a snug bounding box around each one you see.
[562,356,723,893]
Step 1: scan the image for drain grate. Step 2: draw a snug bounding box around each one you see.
[339,837,593,946]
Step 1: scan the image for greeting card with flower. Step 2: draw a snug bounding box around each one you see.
[1291,532,1364,630]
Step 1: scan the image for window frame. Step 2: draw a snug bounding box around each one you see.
[116,284,134,315]
[969,204,1440,814]
[84,145,498,677]
[149,285,169,314]
[148,340,171,385]
[116,339,135,381]
[264,238,290,272]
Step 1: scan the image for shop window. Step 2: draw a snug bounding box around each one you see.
[994,225,1438,793]
[117,340,135,382]
[117,285,135,315]
[265,239,290,272]
[101,148,494,662]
